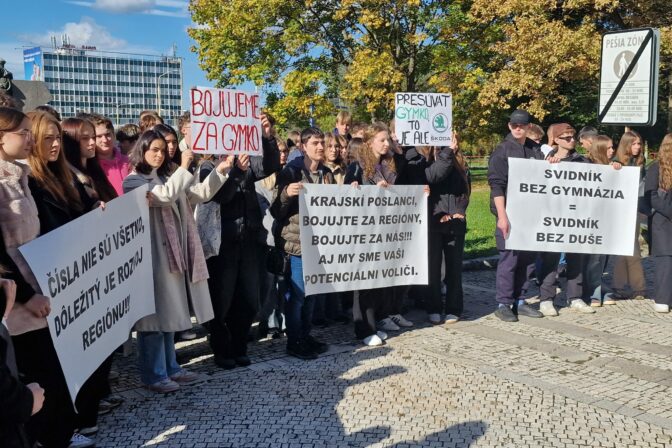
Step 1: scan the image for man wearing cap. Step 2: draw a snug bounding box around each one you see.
[488,109,545,322]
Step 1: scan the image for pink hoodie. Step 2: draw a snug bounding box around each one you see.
[98,148,130,196]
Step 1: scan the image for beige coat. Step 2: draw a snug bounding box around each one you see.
[123,167,227,332]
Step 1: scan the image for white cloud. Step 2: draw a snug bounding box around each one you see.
[18,17,156,55]
[21,17,127,50]
[65,0,188,17]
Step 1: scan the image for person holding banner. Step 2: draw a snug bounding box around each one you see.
[0,107,79,448]
[197,113,280,369]
[344,122,408,345]
[488,110,546,322]
[584,135,621,307]
[643,133,672,313]
[123,130,234,392]
[1,275,45,448]
[610,131,647,301]
[271,127,334,358]
[30,111,122,438]
[25,111,84,233]
[536,123,596,316]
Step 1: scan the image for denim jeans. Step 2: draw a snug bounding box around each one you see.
[286,255,320,345]
[137,331,181,385]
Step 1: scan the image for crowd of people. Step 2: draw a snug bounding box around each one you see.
[489,109,671,322]
[0,91,669,448]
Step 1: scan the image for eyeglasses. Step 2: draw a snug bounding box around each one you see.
[556,135,576,142]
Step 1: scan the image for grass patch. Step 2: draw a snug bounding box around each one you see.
[465,168,497,259]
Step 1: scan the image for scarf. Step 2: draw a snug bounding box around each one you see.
[148,171,209,283]
[0,160,46,335]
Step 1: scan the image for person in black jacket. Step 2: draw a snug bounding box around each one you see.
[427,140,471,324]
[26,110,109,443]
[395,143,455,325]
[199,114,280,368]
[644,133,672,314]
[1,276,44,448]
[488,110,545,322]
[535,123,596,317]
[344,122,409,345]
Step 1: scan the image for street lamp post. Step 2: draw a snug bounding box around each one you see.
[157,69,180,118]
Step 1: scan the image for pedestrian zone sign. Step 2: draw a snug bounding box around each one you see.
[598,28,660,126]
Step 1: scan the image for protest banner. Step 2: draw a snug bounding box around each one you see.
[190,86,262,155]
[19,187,155,403]
[394,92,452,146]
[299,184,428,296]
[505,159,640,256]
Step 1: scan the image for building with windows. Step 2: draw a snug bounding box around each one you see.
[23,43,183,127]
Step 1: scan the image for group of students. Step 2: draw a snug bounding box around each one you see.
[0,101,471,448]
[489,109,672,324]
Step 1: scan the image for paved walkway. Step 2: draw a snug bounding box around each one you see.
[97,259,672,447]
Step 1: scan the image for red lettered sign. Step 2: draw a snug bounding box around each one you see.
[190,86,262,154]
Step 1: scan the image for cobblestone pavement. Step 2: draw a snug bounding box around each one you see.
[97,257,672,447]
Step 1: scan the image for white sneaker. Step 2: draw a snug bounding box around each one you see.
[444,314,459,324]
[390,314,413,327]
[428,313,442,324]
[539,301,558,317]
[570,299,596,314]
[69,433,95,448]
[376,331,388,341]
[377,317,400,331]
[363,334,383,346]
[653,303,670,313]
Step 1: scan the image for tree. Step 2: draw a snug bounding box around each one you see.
[188,0,480,125]
[468,0,672,135]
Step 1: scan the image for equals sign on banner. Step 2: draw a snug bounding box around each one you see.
[569,205,577,210]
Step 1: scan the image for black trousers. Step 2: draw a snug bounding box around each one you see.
[206,237,260,359]
[427,220,465,316]
[75,354,114,429]
[654,255,672,306]
[539,252,584,303]
[12,328,75,448]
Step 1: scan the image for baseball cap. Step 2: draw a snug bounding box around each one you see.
[509,109,531,125]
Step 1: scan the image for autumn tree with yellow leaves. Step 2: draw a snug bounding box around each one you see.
[189,0,672,144]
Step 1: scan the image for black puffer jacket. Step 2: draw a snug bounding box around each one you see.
[200,136,281,243]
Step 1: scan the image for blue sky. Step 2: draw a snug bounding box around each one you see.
[0,0,254,106]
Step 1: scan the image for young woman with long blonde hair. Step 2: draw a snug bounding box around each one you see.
[610,131,647,300]
[643,133,672,313]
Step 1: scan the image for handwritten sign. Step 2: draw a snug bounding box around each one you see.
[394,92,452,146]
[190,86,262,155]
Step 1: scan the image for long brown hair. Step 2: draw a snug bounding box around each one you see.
[26,111,83,211]
[62,118,118,202]
[615,131,645,167]
[324,131,346,167]
[0,107,26,133]
[658,134,672,190]
[587,135,612,166]
[451,132,471,196]
[359,122,395,181]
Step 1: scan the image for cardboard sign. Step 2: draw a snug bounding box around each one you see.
[190,86,262,154]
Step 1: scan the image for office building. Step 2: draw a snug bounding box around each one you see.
[24,40,183,126]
